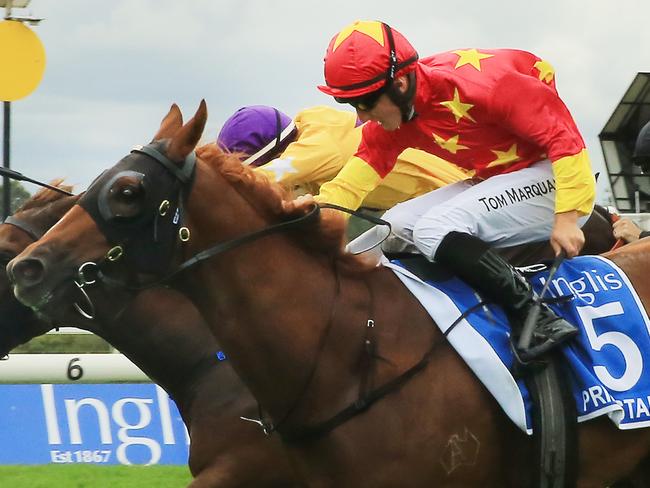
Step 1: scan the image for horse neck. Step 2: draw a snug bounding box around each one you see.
[83,287,234,419]
[181,174,345,417]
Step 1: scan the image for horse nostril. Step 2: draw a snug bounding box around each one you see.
[8,257,46,288]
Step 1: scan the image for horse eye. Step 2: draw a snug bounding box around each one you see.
[115,184,141,200]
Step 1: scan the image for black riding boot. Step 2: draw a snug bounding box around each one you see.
[435,232,578,360]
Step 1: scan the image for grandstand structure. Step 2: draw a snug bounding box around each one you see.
[599,72,650,212]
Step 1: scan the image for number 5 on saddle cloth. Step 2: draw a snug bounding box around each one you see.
[386,254,650,434]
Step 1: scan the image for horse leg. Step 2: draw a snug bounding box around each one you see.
[186,466,307,488]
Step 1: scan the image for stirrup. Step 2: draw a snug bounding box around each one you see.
[520,328,578,360]
[510,342,548,378]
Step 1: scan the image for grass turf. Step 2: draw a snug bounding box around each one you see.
[0,465,192,487]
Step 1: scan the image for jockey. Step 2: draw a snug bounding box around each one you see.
[313,20,596,360]
[217,105,469,210]
[633,120,650,173]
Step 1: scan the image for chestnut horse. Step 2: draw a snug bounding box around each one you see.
[8,102,650,487]
[0,185,299,487]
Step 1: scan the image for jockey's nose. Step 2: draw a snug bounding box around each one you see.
[7,256,46,289]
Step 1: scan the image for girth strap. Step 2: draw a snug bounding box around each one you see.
[277,299,488,444]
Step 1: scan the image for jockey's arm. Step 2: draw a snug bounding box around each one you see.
[490,71,595,256]
[314,155,382,211]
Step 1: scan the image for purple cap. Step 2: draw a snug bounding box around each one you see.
[217,105,297,167]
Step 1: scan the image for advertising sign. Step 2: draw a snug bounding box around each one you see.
[0,383,189,465]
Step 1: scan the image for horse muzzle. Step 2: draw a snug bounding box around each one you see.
[7,252,69,313]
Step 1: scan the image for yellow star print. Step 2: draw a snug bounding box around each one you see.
[533,60,555,84]
[440,88,476,123]
[487,144,520,168]
[453,49,494,71]
[333,20,384,51]
[432,133,469,155]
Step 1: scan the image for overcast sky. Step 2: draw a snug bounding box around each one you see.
[4,0,649,204]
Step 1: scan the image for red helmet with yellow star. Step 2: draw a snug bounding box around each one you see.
[318,21,419,99]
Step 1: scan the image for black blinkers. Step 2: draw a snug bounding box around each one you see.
[78,141,196,275]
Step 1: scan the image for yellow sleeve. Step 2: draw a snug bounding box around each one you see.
[254,133,339,188]
[315,156,382,210]
[552,148,595,215]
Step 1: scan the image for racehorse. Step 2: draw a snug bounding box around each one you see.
[8,102,650,487]
[0,184,300,487]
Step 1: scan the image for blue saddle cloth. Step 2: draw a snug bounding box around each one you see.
[387,255,650,433]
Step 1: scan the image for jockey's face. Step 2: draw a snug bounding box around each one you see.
[354,75,409,131]
[355,93,403,131]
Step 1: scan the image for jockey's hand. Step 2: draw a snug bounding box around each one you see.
[613,218,643,243]
[281,193,316,215]
[550,210,584,258]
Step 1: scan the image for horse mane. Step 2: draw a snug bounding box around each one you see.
[195,144,375,272]
[16,179,74,212]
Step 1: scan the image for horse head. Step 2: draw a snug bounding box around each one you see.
[0,182,78,355]
[9,100,347,315]
[7,102,210,312]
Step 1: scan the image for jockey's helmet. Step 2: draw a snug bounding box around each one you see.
[633,120,650,172]
[217,106,298,167]
[317,20,418,100]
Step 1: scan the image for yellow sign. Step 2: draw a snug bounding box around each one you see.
[0,20,46,101]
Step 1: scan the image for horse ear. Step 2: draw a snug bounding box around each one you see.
[167,100,208,163]
[153,103,184,141]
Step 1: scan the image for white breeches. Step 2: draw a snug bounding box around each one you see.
[379,160,592,259]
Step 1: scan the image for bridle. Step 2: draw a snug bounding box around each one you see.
[75,142,325,292]
[76,142,388,292]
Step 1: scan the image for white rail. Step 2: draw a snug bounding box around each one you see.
[0,353,150,383]
[45,327,93,335]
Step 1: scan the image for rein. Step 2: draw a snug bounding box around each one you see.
[80,142,388,291]
[89,203,323,290]
[257,258,342,437]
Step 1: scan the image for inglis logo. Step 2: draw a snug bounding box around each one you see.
[41,384,189,465]
[537,269,623,305]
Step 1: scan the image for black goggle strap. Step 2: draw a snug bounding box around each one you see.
[274,108,282,149]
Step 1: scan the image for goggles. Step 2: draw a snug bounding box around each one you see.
[335,86,386,112]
